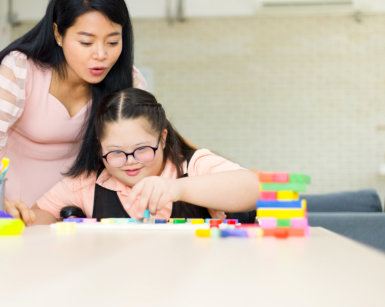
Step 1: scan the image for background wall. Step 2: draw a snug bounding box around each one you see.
[5,1,385,203]
[131,15,385,201]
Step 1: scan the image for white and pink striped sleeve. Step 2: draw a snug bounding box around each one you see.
[0,51,27,149]
[132,66,148,90]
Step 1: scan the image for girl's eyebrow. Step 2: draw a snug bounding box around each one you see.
[76,31,121,37]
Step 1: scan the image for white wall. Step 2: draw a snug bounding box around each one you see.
[0,0,11,49]
[8,0,385,21]
[12,0,47,21]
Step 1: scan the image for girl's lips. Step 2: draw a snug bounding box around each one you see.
[124,168,141,176]
[89,67,106,76]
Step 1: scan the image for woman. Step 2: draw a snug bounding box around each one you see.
[0,0,146,219]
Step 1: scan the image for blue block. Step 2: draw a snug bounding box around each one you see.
[63,218,84,223]
[155,219,168,224]
[0,211,13,218]
[256,200,303,208]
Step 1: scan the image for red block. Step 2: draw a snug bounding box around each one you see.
[260,191,277,200]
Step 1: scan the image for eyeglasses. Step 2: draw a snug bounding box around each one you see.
[102,137,161,167]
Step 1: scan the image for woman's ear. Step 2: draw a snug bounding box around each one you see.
[53,23,62,46]
[161,129,168,149]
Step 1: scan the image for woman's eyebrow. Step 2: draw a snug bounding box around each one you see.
[76,31,121,37]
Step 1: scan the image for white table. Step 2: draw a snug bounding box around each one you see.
[0,226,384,307]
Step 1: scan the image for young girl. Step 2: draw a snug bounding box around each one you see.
[20,88,259,225]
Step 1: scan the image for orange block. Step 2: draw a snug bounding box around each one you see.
[258,172,274,183]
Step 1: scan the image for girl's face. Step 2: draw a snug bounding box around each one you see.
[55,11,123,85]
[100,117,167,187]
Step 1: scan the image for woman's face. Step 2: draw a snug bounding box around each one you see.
[100,117,167,187]
[55,11,123,85]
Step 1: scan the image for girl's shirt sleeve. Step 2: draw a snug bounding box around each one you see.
[36,174,97,218]
[132,66,148,90]
[187,149,245,176]
[0,51,28,150]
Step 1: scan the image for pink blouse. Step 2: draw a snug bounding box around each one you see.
[0,51,147,207]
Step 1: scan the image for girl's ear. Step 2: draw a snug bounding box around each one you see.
[161,129,168,149]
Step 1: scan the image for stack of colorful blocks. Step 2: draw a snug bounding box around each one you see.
[256,172,311,238]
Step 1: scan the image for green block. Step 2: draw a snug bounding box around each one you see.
[277,219,291,227]
[173,218,186,224]
[261,182,307,192]
[289,174,311,184]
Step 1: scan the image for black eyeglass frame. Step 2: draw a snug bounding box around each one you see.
[102,135,161,167]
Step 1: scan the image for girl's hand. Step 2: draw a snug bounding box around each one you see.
[127,176,181,218]
[5,198,36,226]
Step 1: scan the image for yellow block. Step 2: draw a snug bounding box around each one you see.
[100,218,114,224]
[277,191,299,201]
[55,222,76,233]
[195,229,211,237]
[191,219,205,224]
[257,208,305,219]
[0,219,24,235]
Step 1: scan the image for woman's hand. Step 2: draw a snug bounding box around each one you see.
[5,198,36,226]
[127,176,181,219]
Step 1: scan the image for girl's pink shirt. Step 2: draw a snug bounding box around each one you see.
[0,51,147,207]
[37,149,244,219]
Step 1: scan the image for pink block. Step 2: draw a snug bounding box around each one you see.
[259,217,277,229]
[290,217,308,229]
[82,218,98,223]
[273,172,289,183]
[260,191,277,200]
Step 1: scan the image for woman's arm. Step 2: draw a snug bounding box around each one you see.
[0,51,28,151]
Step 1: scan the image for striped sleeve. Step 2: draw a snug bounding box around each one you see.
[132,66,148,90]
[0,51,27,149]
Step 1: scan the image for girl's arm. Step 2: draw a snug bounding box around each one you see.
[176,169,259,212]
[31,204,56,225]
[128,169,259,218]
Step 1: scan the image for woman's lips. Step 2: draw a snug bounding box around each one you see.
[89,67,106,76]
[125,168,141,176]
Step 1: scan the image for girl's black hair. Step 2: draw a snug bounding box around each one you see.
[68,88,195,178]
[0,0,134,174]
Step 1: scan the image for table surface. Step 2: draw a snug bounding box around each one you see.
[1,226,385,307]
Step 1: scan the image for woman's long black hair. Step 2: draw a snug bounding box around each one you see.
[72,88,195,178]
[0,0,134,176]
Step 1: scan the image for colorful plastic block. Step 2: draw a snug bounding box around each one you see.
[261,183,307,192]
[260,191,277,200]
[290,217,308,229]
[258,217,277,228]
[277,191,299,201]
[289,174,311,184]
[0,218,24,235]
[257,200,302,208]
[277,219,291,227]
[258,172,274,183]
[173,218,186,224]
[195,229,211,237]
[257,208,305,219]
[273,172,289,183]
[55,222,76,233]
[189,219,205,224]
